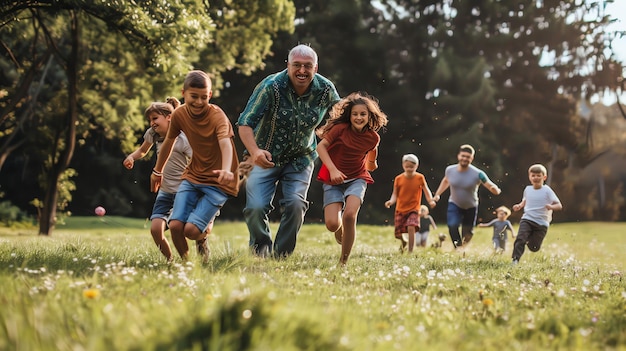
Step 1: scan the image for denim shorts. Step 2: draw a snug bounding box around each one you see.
[322,178,367,208]
[170,180,228,232]
[150,190,176,221]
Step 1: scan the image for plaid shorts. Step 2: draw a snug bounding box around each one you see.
[394,211,420,237]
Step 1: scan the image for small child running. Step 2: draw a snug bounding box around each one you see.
[417,205,437,248]
[316,92,388,266]
[511,164,562,264]
[123,97,195,262]
[478,206,515,254]
[385,154,436,253]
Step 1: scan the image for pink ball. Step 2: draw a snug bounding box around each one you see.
[95,206,106,216]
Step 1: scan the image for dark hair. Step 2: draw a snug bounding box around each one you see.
[143,97,180,120]
[459,144,475,156]
[183,70,211,90]
[316,92,388,138]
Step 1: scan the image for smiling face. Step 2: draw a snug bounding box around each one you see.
[402,160,418,173]
[182,86,212,115]
[287,53,317,95]
[529,171,547,188]
[148,112,170,137]
[350,104,370,132]
[457,150,474,168]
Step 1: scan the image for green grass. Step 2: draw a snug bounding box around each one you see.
[0,218,625,350]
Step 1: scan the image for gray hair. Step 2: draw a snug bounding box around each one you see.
[288,44,318,65]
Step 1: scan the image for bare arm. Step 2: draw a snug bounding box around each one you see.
[482,179,501,195]
[384,186,398,208]
[546,200,563,211]
[512,199,526,212]
[429,216,437,230]
[213,138,235,183]
[433,176,450,203]
[238,125,274,168]
[123,140,153,169]
[365,148,378,171]
[150,136,176,192]
[422,180,436,208]
[317,138,346,184]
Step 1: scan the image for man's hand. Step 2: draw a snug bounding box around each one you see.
[250,149,275,168]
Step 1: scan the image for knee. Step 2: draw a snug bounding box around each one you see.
[281,198,308,213]
[342,211,357,225]
[169,220,184,234]
[184,225,204,240]
[326,220,341,232]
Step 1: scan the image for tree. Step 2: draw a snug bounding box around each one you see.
[0,0,294,234]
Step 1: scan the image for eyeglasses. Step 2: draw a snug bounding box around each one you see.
[289,62,315,70]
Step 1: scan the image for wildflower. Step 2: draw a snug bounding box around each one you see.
[83,288,100,299]
[482,298,494,307]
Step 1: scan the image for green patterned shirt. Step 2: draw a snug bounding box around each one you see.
[237,70,340,171]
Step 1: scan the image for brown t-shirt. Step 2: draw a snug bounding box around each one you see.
[168,104,239,196]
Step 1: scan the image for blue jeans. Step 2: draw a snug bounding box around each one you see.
[170,180,227,233]
[446,202,477,247]
[243,162,313,257]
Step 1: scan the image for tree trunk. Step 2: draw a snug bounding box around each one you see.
[38,11,80,236]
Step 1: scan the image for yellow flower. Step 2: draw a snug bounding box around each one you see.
[482,298,494,307]
[83,288,100,299]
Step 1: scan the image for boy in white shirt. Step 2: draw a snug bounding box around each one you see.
[511,164,562,264]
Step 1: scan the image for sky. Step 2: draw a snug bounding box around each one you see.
[599,1,626,104]
[606,1,626,62]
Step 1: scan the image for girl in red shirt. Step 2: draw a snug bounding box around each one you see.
[316,92,388,265]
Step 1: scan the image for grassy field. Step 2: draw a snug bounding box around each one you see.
[0,218,625,350]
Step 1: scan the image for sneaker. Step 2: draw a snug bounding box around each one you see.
[196,238,210,263]
[511,259,519,266]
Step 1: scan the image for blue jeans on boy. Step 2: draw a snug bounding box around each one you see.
[170,180,227,233]
[243,162,313,257]
[446,202,478,247]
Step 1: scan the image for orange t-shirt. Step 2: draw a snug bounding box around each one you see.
[168,104,239,197]
[393,172,426,214]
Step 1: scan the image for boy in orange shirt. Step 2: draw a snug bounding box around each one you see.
[385,154,436,253]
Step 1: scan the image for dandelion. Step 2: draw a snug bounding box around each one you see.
[83,288,100,299]
[482,298,494,307]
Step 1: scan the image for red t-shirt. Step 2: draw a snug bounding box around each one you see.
[318,123,380,184]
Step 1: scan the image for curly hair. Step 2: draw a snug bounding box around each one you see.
[316,92,388,138]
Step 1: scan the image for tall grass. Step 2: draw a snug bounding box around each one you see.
[0,218,624,350]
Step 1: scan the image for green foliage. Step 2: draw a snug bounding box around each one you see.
[0,221,624,350]
[0,201,34,227]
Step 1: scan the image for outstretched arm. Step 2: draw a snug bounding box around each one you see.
[433,176,450,203]
[123,140,153,169]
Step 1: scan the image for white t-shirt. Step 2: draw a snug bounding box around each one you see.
[143,129,192,193]
[520,184,560,227]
